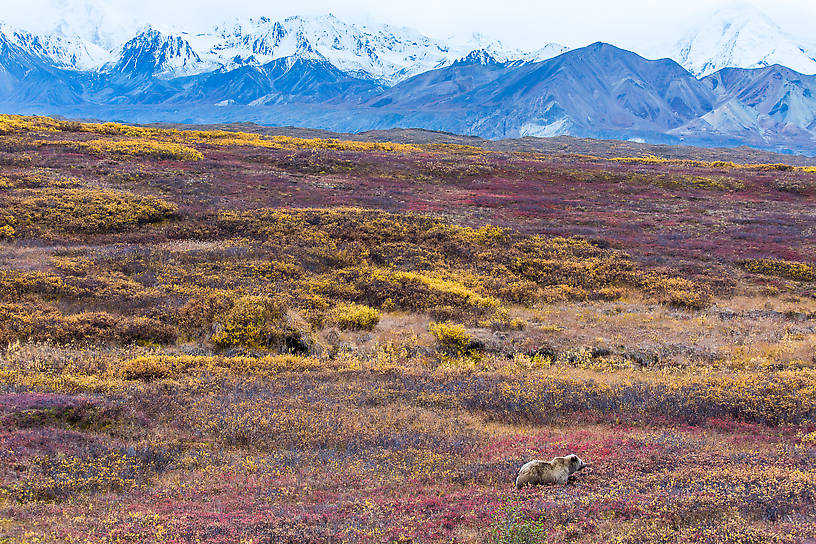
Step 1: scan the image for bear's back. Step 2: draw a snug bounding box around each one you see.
[550,456,570,469]
[516,459,559,487]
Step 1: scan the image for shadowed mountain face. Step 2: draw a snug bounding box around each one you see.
[0,33,88,105]
[704,66,816,129]
[3,36,816,154]
[171,58,383,106]
[357,43,717,140]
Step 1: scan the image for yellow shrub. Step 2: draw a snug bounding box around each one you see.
[478,307,525,331]
[752,163,794,171]
[0,114,64,134]
[0,115,420,154]
[209,296,312,353]
[429,321,478,356]
[113,354,320,380]
[50,256,92,276]
[609,155,816,174]
[641,274,711,309]
[179,130,420,153]
[356,268,500,315]
[51,139,203,161]
[211,296,286,349]
[116,356,171,381]
[0,270,79,299]
[5,188,177,234]
[267,135,420,153]
[663,288,710,309]
[333,303,381,331]
[741,258,816,282]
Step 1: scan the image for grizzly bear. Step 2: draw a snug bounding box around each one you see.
[515,454,587,488]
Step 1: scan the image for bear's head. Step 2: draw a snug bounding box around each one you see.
[566,454,587,474]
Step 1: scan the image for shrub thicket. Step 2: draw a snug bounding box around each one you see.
[3,188,177,234]
[52,139,204,161]
[740,258,816,282]
[211,296,311,353]
[429,321,480,356]
[333,303,381,331]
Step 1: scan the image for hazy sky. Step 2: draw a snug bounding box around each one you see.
[1,0,814,50]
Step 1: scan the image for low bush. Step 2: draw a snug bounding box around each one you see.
[118,317,178,345]
[610,156,804,172]
[332,303,381,331]
[0,224,14,238]
[7,446,176,503]
[211,296,311,353]
[641,274,712,309]
[3,188,177,234]
[211,296,285,349]
[662,288,710,309]
[0,114,65,134]
[54,139,203,161]
[350,267,501,317]
[0,271,81,299]
[116,356,172,381]
[487,501,547,544]
[265,135,420,153]
[772,178,816,194]
[112,354,320,381]
[0,303,177,346]
[456,369,816,426]
[740,258,816,282]
[429,321,481,356]
[214,208,709,311]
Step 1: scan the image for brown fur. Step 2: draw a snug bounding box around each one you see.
[515,454,587,488]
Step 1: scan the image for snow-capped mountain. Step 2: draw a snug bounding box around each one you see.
[193,15,450,84]
[185,15,557,85]
[3,3,816,83]
[0,22,107,71]
[648,3,816,77]
[110,27,215,78]
[3,12,568,85]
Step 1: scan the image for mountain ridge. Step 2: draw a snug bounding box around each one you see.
[10,8,816,83]
[2,11,816,154]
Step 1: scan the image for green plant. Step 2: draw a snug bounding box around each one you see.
[487,501,547,544]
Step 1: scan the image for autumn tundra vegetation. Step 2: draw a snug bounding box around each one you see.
[0,113,815,542]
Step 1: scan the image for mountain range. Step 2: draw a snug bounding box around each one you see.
[2,6,816,154]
